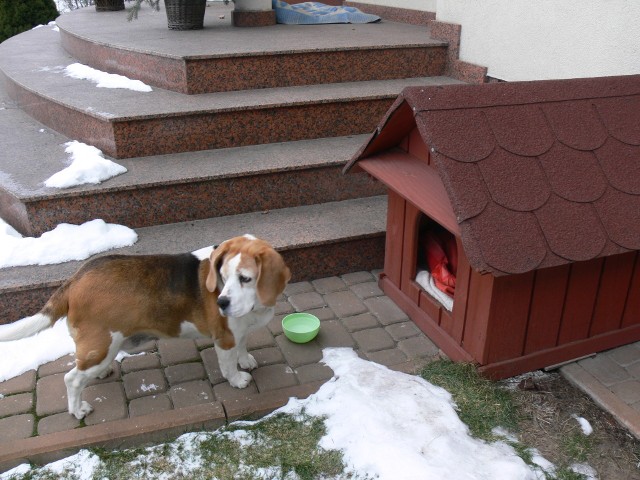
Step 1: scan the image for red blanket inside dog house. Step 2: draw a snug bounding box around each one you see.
[344,75,640,379]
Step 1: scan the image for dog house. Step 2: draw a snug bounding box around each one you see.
[345,75,640,379]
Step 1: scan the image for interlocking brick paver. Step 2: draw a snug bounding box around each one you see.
[284,281,314,296]
[275,300,295,316]
[294,363,334,384]
[252,364,298,392]
[626,361,640,380]
[324,290,367,318]
[129,394,173,418]
[170,380,215,409]
[0,392,33,417]
[0,370,36,396]
[364,296,408,325]
[83,382,127,426]
[35,373,67,416]
[341,271,375,285]
[306,306,336,321]
[268,314,286,336]
[120,353,161,374]
[37,412,80,436]
[352,328,395,353]
[38,354,76,377]
[251,347,285,367]
[276,335,323,368]
[608,343,640,367]
[385,321,421,341]
[247,327,276,350]
[316,320,356,349]
[201,347,225,385]
[158,339,200,366]
[349,281,384,299]
[122,369,167,400]
[165,362,207,387]
[341,313,380,332]
[288,291,326,311]
[578,355,631,386]
[610,380,640,405]
[0,414,34,441]
[213,381,258,404]
[311,276,347,294]
[366,348,409,368]
[398,335,439,359]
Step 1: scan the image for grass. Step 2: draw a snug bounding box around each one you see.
[419,359,519,441]
[419,359,598,480]
[7,412,354,480]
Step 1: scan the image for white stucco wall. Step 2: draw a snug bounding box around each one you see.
[436,0,640,81]
[350,0,436,12]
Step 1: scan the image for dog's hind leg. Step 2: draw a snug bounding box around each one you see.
[64,332,124,419]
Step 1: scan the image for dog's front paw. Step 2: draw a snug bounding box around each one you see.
[72,401,93,419]
[239,353,258,371]
[229,371,252,389]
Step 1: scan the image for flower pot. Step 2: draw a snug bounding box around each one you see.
[233,0,271,12]
[232,0,275,26]
[164,0,207,30]
[95,0,125,11]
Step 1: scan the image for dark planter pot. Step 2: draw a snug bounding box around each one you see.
[95,0,125,11]
[164,0,207,30]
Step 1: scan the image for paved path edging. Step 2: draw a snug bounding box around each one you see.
[561,363,640,439]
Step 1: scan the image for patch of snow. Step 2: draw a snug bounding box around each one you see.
[0,218,138,268]
[45,141,126,188]
[64,63,152,92]
[572,414,594,435]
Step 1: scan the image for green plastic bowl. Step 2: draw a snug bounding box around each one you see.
[282,313,320,343]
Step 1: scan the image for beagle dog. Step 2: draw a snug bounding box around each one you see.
[0,234,290,419]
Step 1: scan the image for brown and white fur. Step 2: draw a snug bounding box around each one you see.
[0,234,290,419]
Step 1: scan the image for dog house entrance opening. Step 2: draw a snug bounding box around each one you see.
[415,216,457,312]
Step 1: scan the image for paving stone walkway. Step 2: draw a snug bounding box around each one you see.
[561,342,640,439]
[0,270,440,466]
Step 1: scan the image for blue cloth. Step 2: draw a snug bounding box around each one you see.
[272,0,381,24]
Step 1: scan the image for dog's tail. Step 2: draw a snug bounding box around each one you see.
[0,282,70,342]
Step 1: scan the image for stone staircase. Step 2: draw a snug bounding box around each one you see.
[0,3,462,324]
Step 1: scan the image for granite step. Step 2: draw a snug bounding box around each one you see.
[0,23,462,159]
[0,87,382,235]
[57,4,447,94]
[0,195,387,324]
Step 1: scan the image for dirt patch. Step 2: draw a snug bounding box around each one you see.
[507,371,640,479]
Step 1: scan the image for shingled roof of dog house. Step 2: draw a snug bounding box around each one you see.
[344,75,640,379]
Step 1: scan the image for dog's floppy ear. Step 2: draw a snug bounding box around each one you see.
[255,247,291,306]
[206,242,230,293]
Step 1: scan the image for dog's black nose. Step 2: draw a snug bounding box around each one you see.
[217,296,230,310]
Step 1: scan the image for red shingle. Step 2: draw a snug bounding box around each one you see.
[346,75,640,276]
[485,105,554,156]
[435,156,488,221]
[595,139,640,194]
[542,100,608,151]
[418,109,493,162]
[538,143,607,203]
[478,148,550,211]
[467,203,547,274]
[595,96,640,145]
[535,195,607,262]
